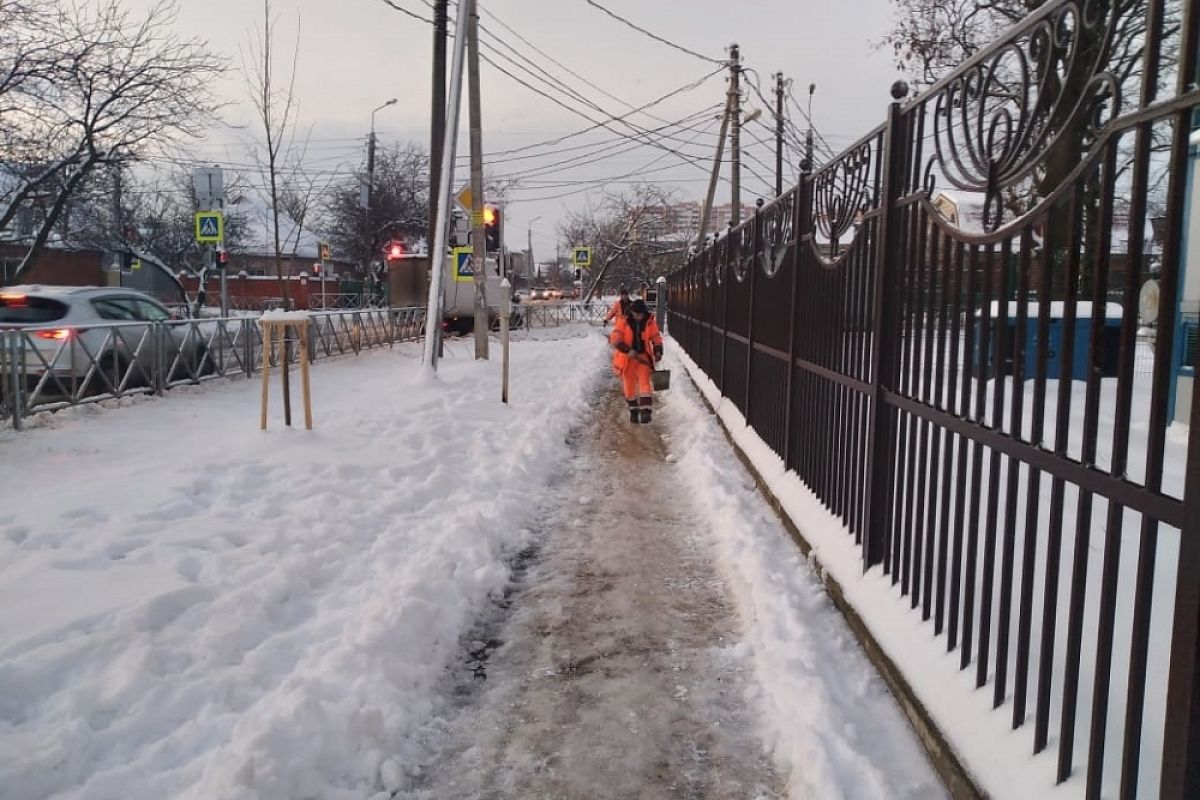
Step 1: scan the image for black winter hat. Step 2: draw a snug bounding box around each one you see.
[629,299,648,315]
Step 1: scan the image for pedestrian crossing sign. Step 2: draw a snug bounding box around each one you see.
[195,210,224,244]
[572,246,592,267]
[452,246,474,282]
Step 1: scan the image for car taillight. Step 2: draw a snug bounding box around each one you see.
[35,328,72,341]
[0,293,27,307]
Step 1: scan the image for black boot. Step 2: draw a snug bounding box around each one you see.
[638,397,652,423]
[627,400,640,423]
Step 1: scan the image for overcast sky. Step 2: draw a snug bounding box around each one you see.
[132,0,905,256]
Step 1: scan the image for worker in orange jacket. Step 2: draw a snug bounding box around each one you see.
[603,285,631,325]
[610,298,663,423]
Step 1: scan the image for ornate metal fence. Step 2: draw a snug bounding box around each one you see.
[669,1,1200,796]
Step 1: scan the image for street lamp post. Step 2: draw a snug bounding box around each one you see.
[527,215,541,283]
[365,98,398,275]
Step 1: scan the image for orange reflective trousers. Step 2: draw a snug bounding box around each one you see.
[620,356,653,401]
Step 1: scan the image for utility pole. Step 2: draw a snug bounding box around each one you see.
[365,98,396,273]
[421,0,470,370]
[365,132,376,267]
[775,72,785,197]
[697,46,736,248]
[729,43,742,227]
[806,83,816,170]
[466,0,487,359]
[111,163,124,287]
[526,215,541,285]
[429,0,448,251]
[430,0,449,359]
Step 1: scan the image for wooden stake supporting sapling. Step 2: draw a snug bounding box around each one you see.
[259,311,313,430]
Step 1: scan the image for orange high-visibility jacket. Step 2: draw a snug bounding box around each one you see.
[610,314,662,374]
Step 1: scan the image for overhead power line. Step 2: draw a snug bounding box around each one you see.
[583,0,725,65]
[474,67,723,159]
[479,51,719,172]
[490,114,720,183]
[507,118,731,202]
[473,28,719,155]
[478,8,676,127]
[378,0,433,24]
[471,104,721,168]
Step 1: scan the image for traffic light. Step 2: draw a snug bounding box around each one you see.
[384,240,404,261]
[483,203,501,251]
[216,248,229,268]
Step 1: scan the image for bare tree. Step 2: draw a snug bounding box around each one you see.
[67,168,250,275]
[559,184,685,302]
[321,141,430,269]
[1,0,221,278]
[0,0,71,230]
[244,0,307,303]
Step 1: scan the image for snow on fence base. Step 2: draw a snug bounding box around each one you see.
[671,346,982,799]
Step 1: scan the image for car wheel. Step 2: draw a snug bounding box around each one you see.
[196,344,216,377]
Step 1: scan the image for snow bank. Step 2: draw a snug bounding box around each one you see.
[660,350,946,800]
[0,329,607,799]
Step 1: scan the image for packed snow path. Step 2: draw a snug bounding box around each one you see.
[407,389,785,799]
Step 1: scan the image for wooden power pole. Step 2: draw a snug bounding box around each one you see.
[466,0,488,359]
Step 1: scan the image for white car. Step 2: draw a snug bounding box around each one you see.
[0,285,208,398]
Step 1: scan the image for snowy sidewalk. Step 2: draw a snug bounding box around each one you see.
[403,365,946,799]
[0,329,945,799]
[406,389,785,799]
[0,332,605,800]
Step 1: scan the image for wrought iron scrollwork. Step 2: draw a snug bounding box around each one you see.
[923,0,1120,232]
[812,138,877,258]
[714,236,726,285]
[758,190,796,277]
[730,222,755,282]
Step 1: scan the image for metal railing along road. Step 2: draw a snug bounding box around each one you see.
[0,307,425,430]
[515,300,609,328]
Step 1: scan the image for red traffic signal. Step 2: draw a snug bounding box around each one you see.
[483,204,501,250]
[216,248,229,267]
[384,240,405,261]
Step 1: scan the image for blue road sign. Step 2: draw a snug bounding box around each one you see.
[194,211,224,243]
[452,246,474,282]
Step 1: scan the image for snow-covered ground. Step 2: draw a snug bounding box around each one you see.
[0,330,606,799]
[1,325,943,800]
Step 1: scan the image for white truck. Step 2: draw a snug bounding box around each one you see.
[439,251,522,334]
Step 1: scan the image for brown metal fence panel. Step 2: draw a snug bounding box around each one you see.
[666,1,1200,796]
